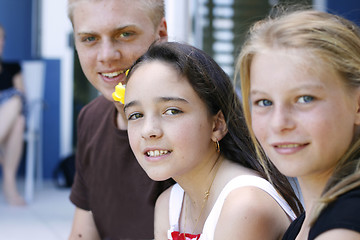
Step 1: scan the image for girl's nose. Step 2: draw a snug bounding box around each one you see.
[141,116,163,139]
[271,105,295,133]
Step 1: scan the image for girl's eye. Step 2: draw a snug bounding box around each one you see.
[257,99,272,107]
[298,95,314,103]
[164,108,182,115]
[128,112,143,120]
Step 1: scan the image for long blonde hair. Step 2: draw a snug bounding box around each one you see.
[236,8,360,225]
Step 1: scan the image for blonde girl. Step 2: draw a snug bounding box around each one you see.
[238,8,360,240]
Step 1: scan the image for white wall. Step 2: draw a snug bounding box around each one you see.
[165,0,192,43]
[40,0,74,158]
[313,0,327,12]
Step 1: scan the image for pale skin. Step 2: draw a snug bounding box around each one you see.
[249,49,360,239]
[0,26,26,206]
[125,61,292,240]
[68,0,167,239]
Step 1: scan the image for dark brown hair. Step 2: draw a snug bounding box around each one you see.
[127,41,304,217]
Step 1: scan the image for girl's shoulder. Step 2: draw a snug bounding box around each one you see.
[213,175,292,239]
[156,183,176,207]
[155,184,173,240]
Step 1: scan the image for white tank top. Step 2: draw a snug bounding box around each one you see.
[167,175,296,240]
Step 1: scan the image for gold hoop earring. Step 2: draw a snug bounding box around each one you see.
[215,139,220,153]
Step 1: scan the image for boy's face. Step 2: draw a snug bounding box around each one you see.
[72,0,167,102]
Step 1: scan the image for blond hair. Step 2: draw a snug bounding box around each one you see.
[236,8,360,225]
[67,0,165,29]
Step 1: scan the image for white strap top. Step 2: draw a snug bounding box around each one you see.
[167,175,296,240]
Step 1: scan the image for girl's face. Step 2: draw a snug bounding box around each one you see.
[249,49,360,182]
[124,61,216,181]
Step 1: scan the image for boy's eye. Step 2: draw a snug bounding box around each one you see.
[257,99,272,107]
[82,36,96,42]
[128,112,143,120]
[164,108,182,115]
[120,32,132,38]
[116,32,135,40]
[298,95,314,103]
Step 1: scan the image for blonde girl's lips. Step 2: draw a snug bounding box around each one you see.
[275,143,302,148]
[272,143,309,154]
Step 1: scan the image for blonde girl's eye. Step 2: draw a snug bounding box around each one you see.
[256,99,272,107]
[298,95,314,104]
[128,112,143,120]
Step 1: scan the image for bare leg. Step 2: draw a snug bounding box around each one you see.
[0,96,22,142]
[0,96,26,206]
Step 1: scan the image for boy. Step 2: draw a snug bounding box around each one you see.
[67,1,173,239]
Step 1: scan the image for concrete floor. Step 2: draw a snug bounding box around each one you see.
[0,179,74,240]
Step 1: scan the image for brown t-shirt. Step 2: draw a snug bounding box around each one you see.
[70,95,174,239]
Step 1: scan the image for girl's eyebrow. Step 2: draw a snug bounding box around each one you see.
[124,97,189,113]
[123,100,139,113]
[158,96,189,103]
[251,82,325,94]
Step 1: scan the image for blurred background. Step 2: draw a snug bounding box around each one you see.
[0,0,359,239]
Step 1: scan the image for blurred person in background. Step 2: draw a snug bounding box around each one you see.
[0,23,26,206]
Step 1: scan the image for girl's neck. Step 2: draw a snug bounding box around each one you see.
[297,172,331,213]
[176,155,224,205]
[295,169,335,240]
[179,156,224,234]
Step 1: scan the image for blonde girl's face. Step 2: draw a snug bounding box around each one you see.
[124,61,216,181]
[249,49,360,182]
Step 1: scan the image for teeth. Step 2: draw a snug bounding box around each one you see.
[277,144,300,148]
[101,70,124,78]
[147,150,169,157]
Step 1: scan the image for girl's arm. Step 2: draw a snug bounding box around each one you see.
[315,229,360,240]
[154,187,172,240]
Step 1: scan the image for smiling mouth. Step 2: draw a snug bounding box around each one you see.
[276,144,300,148]
[146,150,170,157]
[101,70,125,78]
[275,143,308,148]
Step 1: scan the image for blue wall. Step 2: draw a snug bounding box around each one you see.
[328,0,360,25]
[0,0,33,61]
[42,59,61,179]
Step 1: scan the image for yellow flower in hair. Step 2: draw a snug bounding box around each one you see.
[112,82,126,104]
